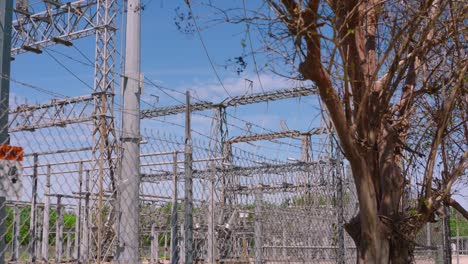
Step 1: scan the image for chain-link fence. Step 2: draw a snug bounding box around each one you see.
[0,94,453,263]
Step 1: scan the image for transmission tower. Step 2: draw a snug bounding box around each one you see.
[89,0,118,261]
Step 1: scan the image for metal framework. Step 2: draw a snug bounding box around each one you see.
[11,0,99,56]
[10,1,119,259]
[140,160,332,182]
[140,86,317,118]
[7,89,319,133]
[8,95,94,132]
[89,0,118,261]
[226,128,326,144]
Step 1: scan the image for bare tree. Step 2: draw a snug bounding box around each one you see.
[185,0,467,262]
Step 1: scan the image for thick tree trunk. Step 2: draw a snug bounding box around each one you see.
[346,216,415,264]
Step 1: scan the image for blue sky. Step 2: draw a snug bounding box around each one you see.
[9,0,327,162]
[7,0,337,209]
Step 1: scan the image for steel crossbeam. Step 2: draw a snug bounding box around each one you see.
[140,86,317,118]
[7,89,319,132]
[11,0,98,56]
[140,161,333,182]
[226,128,326,144]
[8,94,94,132]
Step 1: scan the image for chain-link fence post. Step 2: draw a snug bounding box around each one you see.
[0,196,4,264]
[12,204,19,261]
[151,224,159,263]
[254,179,263,264]
[29,153,38,262]
[41,164,51,261]
[207,157,216,264]
[56,195,63,262]
[81,170,90,262]
[171,152,179,264]
[75,162,83,262]
[184,91,193,264]
[443,205,452,264]
[456,212,460,264]
[337,162,345,264]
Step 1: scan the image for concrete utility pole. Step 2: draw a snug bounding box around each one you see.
[117,0,141,261]
[0,1,13,263]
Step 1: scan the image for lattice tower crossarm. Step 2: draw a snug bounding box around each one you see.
[140,86,317,118]
[8,95,94,132]
[11,0,99,56]
[140,160,339,182]
[6,86,318,132]
[226,128,326,144]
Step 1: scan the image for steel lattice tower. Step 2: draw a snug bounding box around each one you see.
[90,0,118,262]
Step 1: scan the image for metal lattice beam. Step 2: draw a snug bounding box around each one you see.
[226,128,326,144]
[11,0,98,56]
[8,95,94,132]
[7,89,319,132]
[140,160,335,182]
[140,86,317,118]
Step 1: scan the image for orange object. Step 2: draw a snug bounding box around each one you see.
[0,145,24,161]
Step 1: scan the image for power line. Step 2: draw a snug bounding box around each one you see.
[44,49,93,89]
[184,1,232,97]
[0,73,67,98]
[242,0,264,93]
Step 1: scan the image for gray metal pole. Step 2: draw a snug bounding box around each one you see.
[29,153,38,262]
[443,205,452,264]
[0,196,4,264]
[207,160,215,264]
[254,180,263,264]
[0,2,13,262]
[55,195,63,262]
[41,165,51,262]
[66,231,71,262]
[179,224,185,261]
[336,162,345,263]
[35,207,42,259]
[456,212,460,264]
[184,91,193,264]
[12,205,19,261]
[81,170,90,262]
[150,224,159,263]
[171,153,179,264]
[117,0,141,261]
[75,162,83,262]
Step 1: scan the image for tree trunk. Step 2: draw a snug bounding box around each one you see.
[346,216,416,264]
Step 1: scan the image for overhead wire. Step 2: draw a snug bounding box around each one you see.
[0,73,67,98]
[242,0,265,93]
[43,49,94,90]
[46,45,312,138]
[184,1,232,97]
